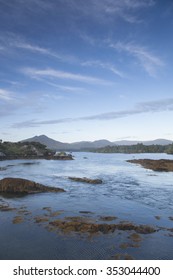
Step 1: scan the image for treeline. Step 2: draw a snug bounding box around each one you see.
[91,143,173,154]
[0,141,52,158]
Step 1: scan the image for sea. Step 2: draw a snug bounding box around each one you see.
[0,152,173,260]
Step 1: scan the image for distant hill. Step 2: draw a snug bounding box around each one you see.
[113,139,172,146]
[21,135,173,151]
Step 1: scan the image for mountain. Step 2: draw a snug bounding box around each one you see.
[22,135,71,150]
[21,135,173,151]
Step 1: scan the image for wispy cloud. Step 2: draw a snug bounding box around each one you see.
[65,0,155,24]
[81,60,125,78]
[81,98,173,121]
[110,42,164,77]
[0,33,79,64]
[0,34,129,80]
[11,98,173,128]
[14,42,79,63]
[1,34,124,79]
[12,118,74,128]
[0,0,55,15]
[0,89,13,101]
[0,0,155,24]
[14,42,55,55]
[46,83,89,94]
[12,39,125,79]
[22,67,113,85]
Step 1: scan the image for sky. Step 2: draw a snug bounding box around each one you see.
[0,0,173,143]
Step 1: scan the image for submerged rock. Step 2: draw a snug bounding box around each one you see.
[49,216,156,235]
[0,167,7,171]
[68,177,102,184]
[0,204,16,211]
[0,177,65,194]
[12,216,24,224]
[127,159,173,172]
[99,216,117,221]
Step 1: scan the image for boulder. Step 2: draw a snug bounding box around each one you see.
[0,177,65,194]
[68,177,102,184]
[54,152,74,160]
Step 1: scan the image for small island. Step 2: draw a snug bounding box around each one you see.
[127,159,173,172]
[0,141,73,160]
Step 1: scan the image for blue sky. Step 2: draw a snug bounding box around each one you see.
[0,0,173,142]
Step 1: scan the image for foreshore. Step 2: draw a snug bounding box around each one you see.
[127,159,173,172]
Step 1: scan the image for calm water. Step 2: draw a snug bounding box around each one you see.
[0,152,173,260]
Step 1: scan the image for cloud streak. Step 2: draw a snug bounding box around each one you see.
[81,60,125,78]
[64,0,155,24]
[22,67,113,85]
[110,42,164,77]
[0,89,13,101]
[0,33,78,64]
[2,34,124,79]
[12,98,173,128]
[82,98,173,121]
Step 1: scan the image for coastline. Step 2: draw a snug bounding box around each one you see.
[127,159,173,172]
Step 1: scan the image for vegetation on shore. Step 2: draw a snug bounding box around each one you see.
[1,140,173,159]
[0,141,52,159]
[91,143,173,154]
[0,141,73,160]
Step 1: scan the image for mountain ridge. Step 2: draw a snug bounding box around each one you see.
[21,135,173,151]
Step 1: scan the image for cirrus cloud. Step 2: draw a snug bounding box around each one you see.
[11,98,173,128]
[110,41,164,77]
[22,67,113,85]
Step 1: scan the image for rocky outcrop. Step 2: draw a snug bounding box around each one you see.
[0,177,65,194]
[68,177,102,184]
[127,159,173,172]
[53,152,74,160]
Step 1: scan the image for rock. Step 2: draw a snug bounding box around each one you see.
[0,167,7,171]
[99,216,117,221]
[0,152,6,158]
[127,159,173,172]
[68,177,102,184]
[79,211,94,214]
[54,152,74,160]
[0,177,65,194]
[0,204,16,211]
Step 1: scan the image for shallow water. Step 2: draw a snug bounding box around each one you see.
[0,152,173,259]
